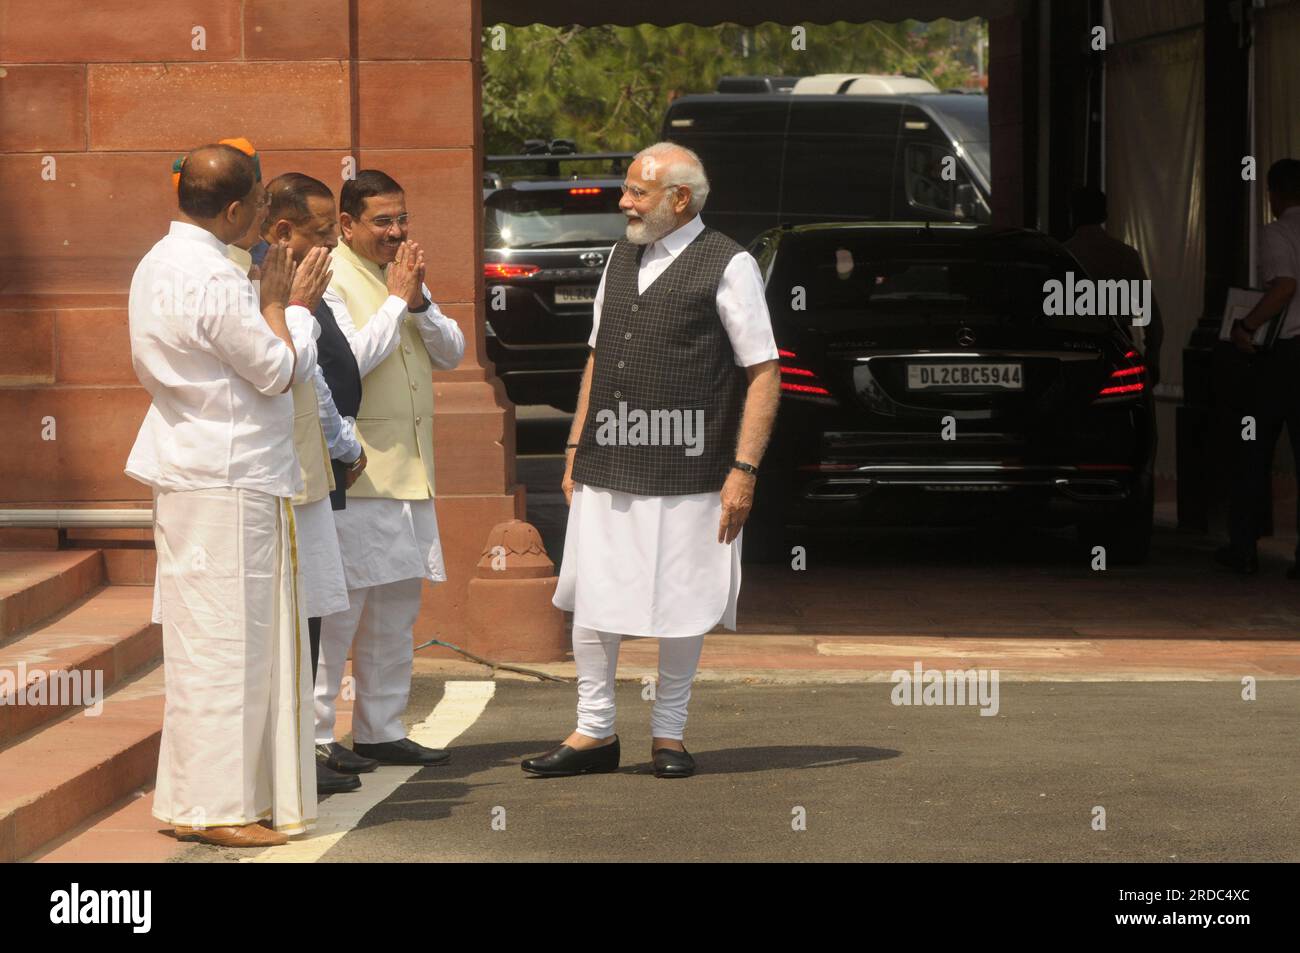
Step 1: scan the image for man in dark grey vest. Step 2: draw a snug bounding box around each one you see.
[525,143,781,779]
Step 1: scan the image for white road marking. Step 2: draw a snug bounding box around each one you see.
[244,680,496,864]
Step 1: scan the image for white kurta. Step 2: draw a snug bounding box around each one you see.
[553,484,741,637]
[150,487,316,835]
[292,496,350,618]
[331,497,446,589]
[552,213,777,639]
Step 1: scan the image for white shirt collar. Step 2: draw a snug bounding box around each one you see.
[168,219,229,256]
[651,214,704,259]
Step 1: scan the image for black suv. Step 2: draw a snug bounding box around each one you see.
[483,145,631,411]
[747,222,1157,564]
[662,90,991,247]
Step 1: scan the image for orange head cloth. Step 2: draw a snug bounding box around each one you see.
[172,137,261,192]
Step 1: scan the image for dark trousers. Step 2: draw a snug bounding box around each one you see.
[1228,338,1300,559]
[308,616,321,680]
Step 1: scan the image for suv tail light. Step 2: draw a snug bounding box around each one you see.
[779,348,833,398]
[485,262,540,280]
[1093,349,1147,404]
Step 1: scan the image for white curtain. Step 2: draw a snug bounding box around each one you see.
[1254,0,1300,245]
[1105,6,1205,399]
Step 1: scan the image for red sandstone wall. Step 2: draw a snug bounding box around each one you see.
[0,1,526,642]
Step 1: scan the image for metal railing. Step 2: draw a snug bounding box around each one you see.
[0,509,152,529]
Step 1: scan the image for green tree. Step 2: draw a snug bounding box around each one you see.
[482,20,986,156]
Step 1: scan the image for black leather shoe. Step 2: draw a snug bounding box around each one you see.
[521,736,619,777]
[652,746,696,778]
[352,737,450,766]
[317,760,362,795]
[1214,545,1258,575]
[316,742,380,775]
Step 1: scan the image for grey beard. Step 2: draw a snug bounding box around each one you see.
[625,201,678,245]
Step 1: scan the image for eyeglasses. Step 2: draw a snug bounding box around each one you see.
[364,213,410,230]
[620,183,679,200]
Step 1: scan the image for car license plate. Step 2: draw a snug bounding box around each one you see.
[907,362,1023,390]
[555,285,597,305]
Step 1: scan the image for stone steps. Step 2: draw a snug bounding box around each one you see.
[0,585,160,745]
[0,550,104,642]
[0,663,163,863]
[0,551,164,862]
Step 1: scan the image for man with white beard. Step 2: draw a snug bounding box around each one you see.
[524,143,781,779]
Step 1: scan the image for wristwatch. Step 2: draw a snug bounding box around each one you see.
[347,453,365,472]
[731,460,758,475]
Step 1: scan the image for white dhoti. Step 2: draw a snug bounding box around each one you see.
[315,497,445,745]
[291,496,350,619]
[552,483,741,638]
[150,486,316,835]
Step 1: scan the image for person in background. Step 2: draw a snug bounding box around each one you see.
[1219,159,1300,576]
[1064,187,1165,389]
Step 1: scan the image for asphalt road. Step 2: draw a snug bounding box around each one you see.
[263,675,1300,863]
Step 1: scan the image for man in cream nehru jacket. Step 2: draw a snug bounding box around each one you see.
[314,170,465,768]
[526,143,781,779]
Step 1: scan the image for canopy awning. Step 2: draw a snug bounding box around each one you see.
[483,0,1028,27]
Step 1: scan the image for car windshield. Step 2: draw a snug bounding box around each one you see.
[770,233,1114,332]
[485,187,626,249]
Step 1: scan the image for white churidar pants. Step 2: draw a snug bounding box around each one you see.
[150,486,315,835]
[315,497,444,746]
[314,576,423,745]
[572,624,705,740]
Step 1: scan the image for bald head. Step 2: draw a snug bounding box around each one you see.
[177,144,258,221]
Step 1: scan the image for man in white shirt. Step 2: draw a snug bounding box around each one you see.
[125,143,325,847]
[314,171,466,768]
[1221,158,1300,577]
[523,143,781,779]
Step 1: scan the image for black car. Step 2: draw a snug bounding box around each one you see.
[483,151,630,411]
[662,89,991,247]
[746,222,1157,563]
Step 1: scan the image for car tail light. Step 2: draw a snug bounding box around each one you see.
[568,187,602,195]
[1093,349,1147,404]
[484,262,540,280]
[779,348,833,398]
